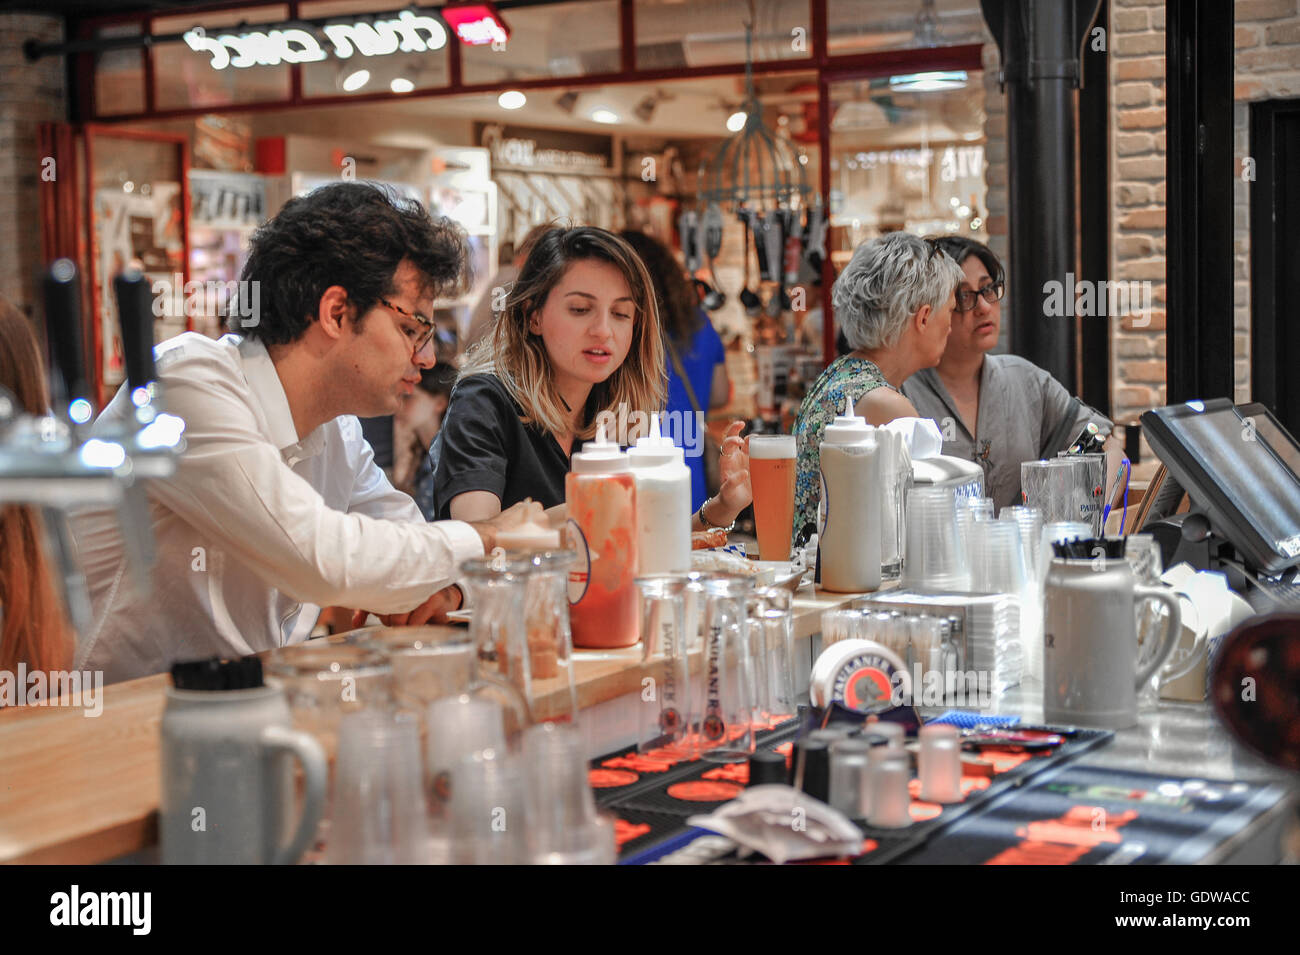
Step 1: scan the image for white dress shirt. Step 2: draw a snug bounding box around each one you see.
[72,333,483,684]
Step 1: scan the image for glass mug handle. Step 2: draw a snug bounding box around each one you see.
[1132,585,1183,691]
[260,724,327,866]
[1155,591,1209,684]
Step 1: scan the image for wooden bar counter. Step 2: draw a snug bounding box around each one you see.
[0,586,861,865]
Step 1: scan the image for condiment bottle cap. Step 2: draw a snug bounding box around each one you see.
[628,412,684,468]
[571,418,631,474]
[822,393,875,446]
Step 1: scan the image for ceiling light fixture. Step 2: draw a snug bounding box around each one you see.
[390,77,415,93]
[888,71,968,92]
[342,68,370,92]
[726,110,747,132]
[498,89,526,110]
[590,107,620,124]
[555,91,579,114]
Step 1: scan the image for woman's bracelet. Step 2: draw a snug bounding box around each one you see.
[697,495,737,533]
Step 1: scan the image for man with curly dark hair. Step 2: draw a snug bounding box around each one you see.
[73,182,531,684]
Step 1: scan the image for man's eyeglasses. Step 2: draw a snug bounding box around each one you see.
[378,297,438,358]
[953,281,1005,312]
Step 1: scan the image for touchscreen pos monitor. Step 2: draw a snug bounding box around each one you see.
[1141,399,1300,577]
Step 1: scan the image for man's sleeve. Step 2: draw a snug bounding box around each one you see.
[147,367,482,613]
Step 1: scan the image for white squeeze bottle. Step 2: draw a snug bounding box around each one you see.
[818,394,882,593]
[627,413,692,574]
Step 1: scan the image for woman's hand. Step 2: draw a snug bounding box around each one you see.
[707,420,752,526]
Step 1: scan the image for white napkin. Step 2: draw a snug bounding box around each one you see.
[686,785,863,865]
[882,416,944,460]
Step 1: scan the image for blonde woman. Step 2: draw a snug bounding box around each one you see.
[427,225,751,532]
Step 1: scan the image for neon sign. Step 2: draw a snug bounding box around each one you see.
[182,10,448,70]
[441,4,511,46]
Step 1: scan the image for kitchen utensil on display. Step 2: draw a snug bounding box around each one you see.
[161,658,327,865]
[1043,553,1182,728]
[738,210,762,315]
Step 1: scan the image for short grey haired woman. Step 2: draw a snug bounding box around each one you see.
[790,232,963,546]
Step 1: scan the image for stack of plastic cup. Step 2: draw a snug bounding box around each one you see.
[901,486,971,592]
[918,724,963,803]
[521,723,616,865]
[999,506,1044,589]
[326,709,430,864]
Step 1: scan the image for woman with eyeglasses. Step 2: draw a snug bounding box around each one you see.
[790,231,963,548]
[901,236,1118,510]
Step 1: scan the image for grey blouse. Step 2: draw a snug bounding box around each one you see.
[901,354,1112,510]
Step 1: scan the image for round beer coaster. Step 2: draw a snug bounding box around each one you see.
[588,768,639,788]
[666,780,743,802]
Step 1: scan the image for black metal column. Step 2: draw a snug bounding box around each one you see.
[982,0,1104,393]
[1249,98,1300,435]
[1078,0,1111,415]
[1165,0,1235,404]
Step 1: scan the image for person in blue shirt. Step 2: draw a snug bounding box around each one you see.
[619,230,731,513]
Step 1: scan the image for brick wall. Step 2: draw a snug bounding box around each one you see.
[0,13,66,319]
[1110,0,1300,480]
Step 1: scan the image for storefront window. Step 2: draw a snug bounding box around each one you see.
[460,0,621,85]
[151,5,292,110]
[299,0,450,98]
[827,72,987,271]
[826,0,988,56]
[635,0,812,69]
[94,23,146,116]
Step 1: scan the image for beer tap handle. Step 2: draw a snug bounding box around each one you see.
[43,258,90,414]
[113,268,157,394]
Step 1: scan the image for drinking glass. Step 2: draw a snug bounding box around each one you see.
[521,722,616,865]
[425,695,508,864]
[326,708,430,864]
[634,574,694,755]
[265,639,393,861]
[697,573,756,763]
[748,435,797,560]
[746,585,797,725]
[509,550,579,726]
[918,723,963,804]
[447,746,526,865]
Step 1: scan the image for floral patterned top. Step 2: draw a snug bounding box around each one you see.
[791,355,892,547]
